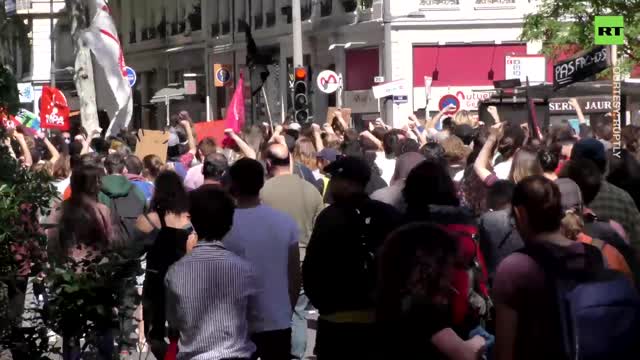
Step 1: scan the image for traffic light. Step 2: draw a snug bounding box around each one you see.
[293,66,309,124]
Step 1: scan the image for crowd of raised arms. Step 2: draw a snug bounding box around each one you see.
[4,102,640,360]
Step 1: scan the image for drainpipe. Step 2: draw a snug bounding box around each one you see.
[383,0,392,125]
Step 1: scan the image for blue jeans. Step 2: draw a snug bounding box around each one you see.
[291,292,309,359]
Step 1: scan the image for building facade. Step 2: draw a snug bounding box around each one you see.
[113,0,623,130]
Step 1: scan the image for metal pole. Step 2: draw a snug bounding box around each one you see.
[262,87,274,133]
[50,0,55,87]
[292,0,303,67]
[383,0,393,126]
[336,73,343,108]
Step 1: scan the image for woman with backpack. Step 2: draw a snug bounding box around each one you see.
[403,160,492,337]
[135,170,196,359]
[377,223,490,360]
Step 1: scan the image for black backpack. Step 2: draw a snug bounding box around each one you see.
[106,190,145,252]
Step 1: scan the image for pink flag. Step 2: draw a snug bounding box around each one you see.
[225,74,246,132]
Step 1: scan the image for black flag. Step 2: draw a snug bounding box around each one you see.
[240,20,271,96]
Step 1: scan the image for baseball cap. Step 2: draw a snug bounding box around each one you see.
[556,178,583,212]
[317,148,339,163]
[324,156,371,187]
[571,138,606,173]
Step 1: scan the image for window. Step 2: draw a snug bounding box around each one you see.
[253,0,263,29]
[475,0,514,3]
[301,0,312,20]
[419,0,460,6]
[236,0,247,32]
[187,0,201,32]
[219,0,230,35]
[209,0,220,36]
[320,0,332,17]
[265,0,276,27]
[359,0,373,10]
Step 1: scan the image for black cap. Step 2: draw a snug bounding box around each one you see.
[571,138,606,173]
[324,156,371,187]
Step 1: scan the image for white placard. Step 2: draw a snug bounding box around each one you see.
[424,76,433,100]
[505,55,547,84]
[316,70,341,94]
[17,82,34,103]
[372,79,409,99]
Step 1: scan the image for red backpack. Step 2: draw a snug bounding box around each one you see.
[441,223,492,326]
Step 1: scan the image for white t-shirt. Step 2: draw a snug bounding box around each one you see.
[183,164,204,191]
[493,159,513,180]
[223,205,299,332]
[375,152,396,185]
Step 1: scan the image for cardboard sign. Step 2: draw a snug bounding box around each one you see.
[193,120,226,144]
[135,129,170,164]
[326,107,352,128]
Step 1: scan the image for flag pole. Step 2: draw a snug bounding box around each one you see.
[262,86,274,134]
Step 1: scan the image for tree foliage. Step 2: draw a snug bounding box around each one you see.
[521,0,640,70]
[0,127,141,357]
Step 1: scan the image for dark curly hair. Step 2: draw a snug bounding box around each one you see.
[150,170,190,216]
[377,223,459,323]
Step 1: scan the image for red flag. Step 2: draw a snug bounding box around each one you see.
[40,86,70,131]
[222,74,246,147]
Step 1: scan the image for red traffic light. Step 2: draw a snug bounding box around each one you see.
[295,67,307,80]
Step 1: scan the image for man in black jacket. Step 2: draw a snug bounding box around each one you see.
[303,156,401,360]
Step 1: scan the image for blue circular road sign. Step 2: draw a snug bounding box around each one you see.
[216,67,231,84]
[125,66,137,88]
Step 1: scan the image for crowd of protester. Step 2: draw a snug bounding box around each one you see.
[3,100,640,360]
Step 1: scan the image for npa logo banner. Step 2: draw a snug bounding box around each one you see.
[595,16,624,45]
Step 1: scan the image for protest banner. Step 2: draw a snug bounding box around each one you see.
[134,129,170,163]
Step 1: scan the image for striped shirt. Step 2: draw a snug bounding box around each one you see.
[165,241,260,360]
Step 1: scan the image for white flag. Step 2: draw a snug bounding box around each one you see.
[81,0,132,136]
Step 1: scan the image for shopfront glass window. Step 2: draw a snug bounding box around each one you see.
[219,0,230,34]
[265,0,276,27]
[419,0,459,6]
[253,0,263,29]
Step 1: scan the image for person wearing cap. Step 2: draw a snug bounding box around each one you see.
[571,138,640,251]
[166,115,197,179]
[316,148,339,196]
[303,156,402,360]
[370,152,424,212]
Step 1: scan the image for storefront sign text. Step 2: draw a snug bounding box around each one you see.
[548,96,613,114]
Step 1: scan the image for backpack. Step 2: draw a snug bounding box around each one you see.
[443,223,493,328]
[521,243,640,360]
[106,190,145,252]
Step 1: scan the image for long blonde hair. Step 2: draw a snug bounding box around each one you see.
[509,146,544,184]
[293,138,318,171]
